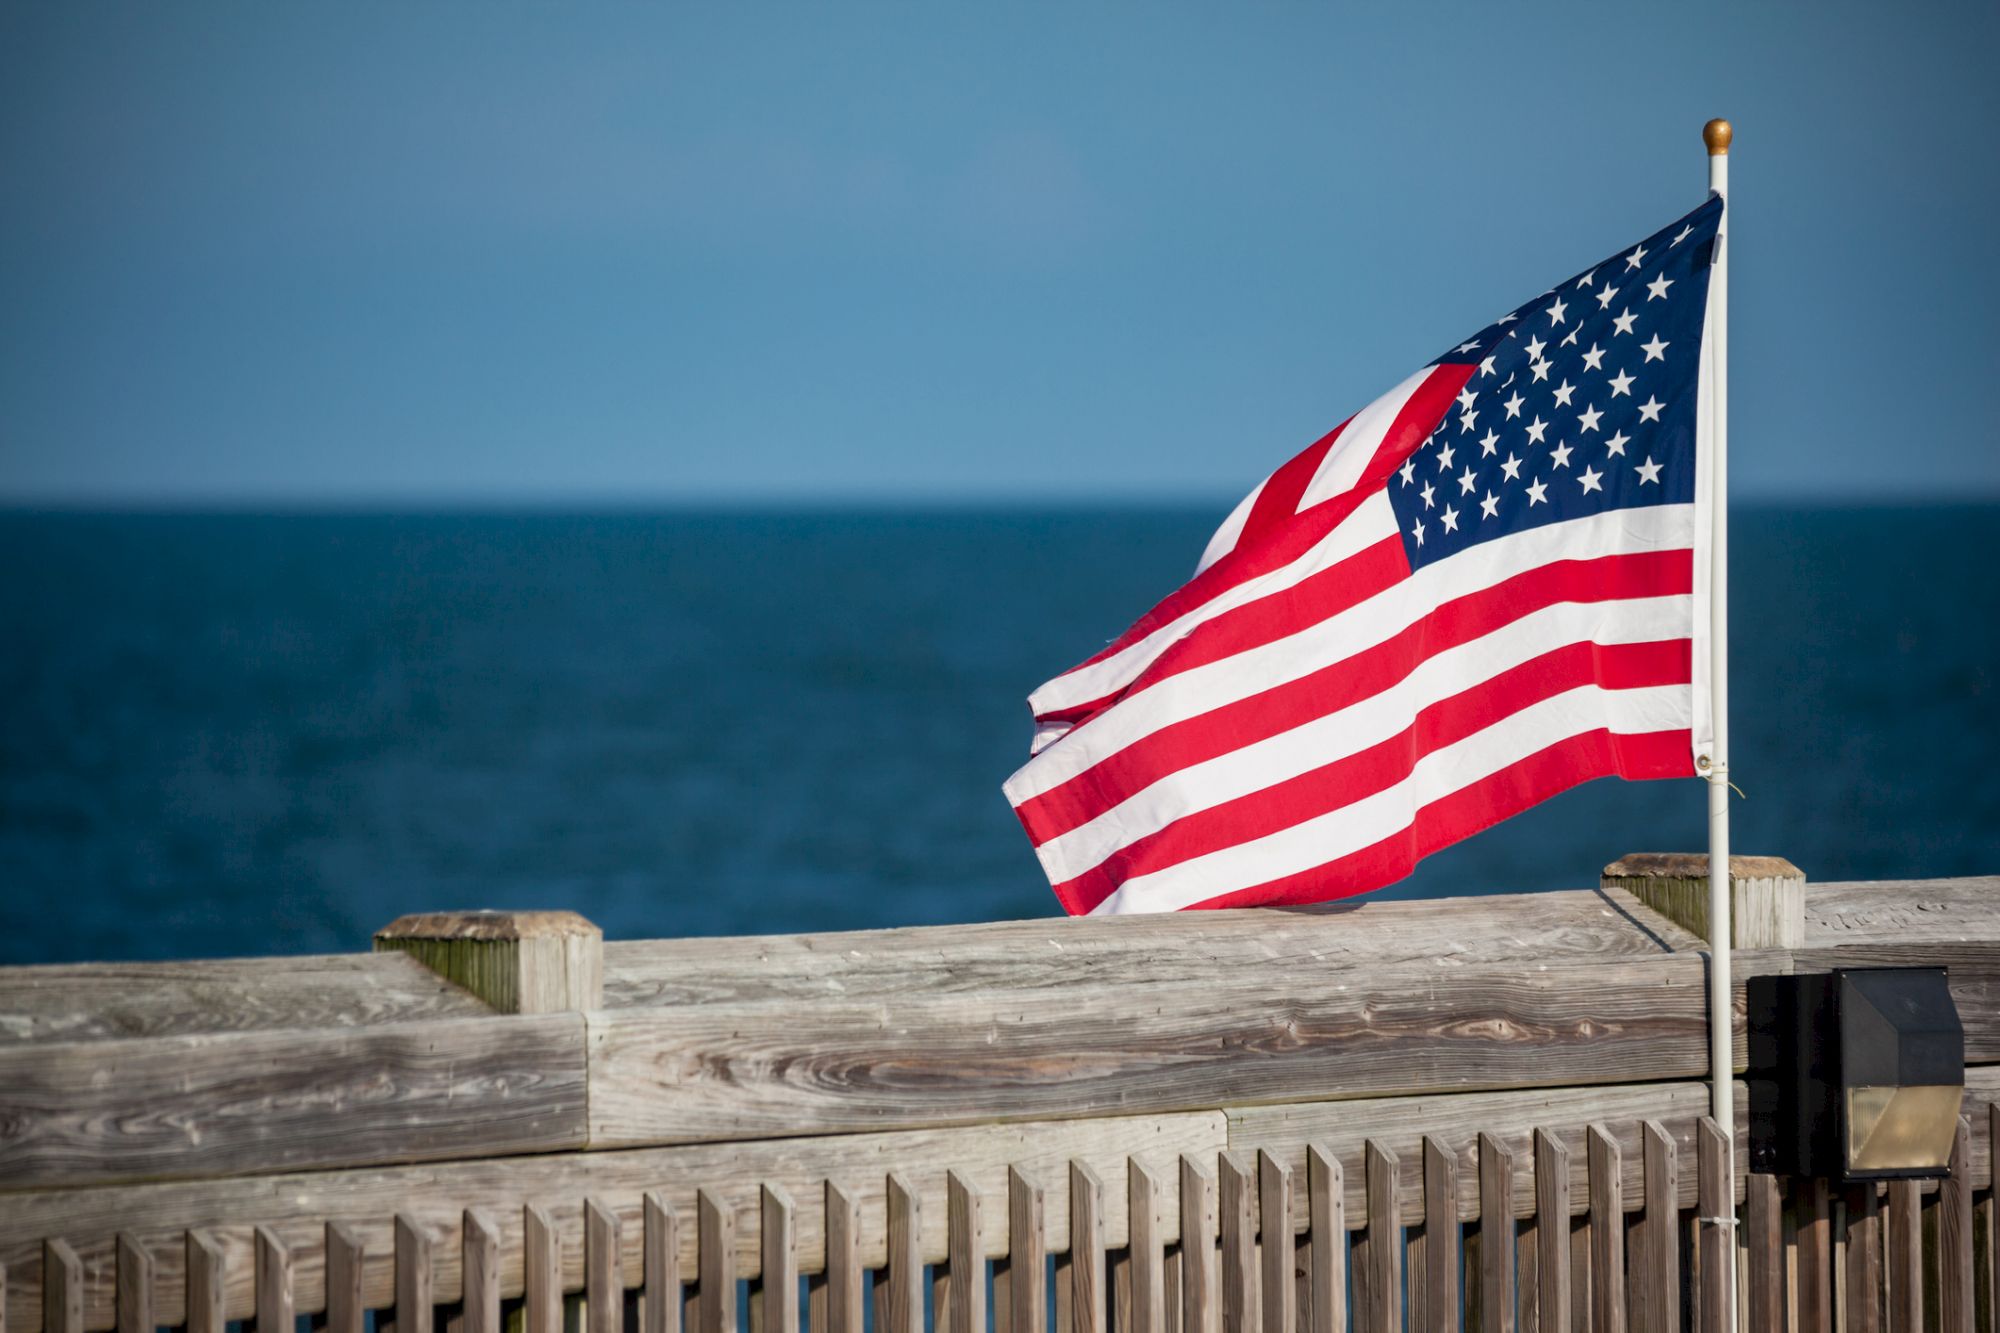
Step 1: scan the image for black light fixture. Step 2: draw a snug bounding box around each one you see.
[1748,967,1965,1182]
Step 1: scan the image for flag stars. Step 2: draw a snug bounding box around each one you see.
[1578,465,1605,494]
[1625,244,1648,270]
[1479,428,1500,456]
[1441,505,1460,533]
[1503,391,1526,419]
[1612,308,1638,336]
[1646,273,1674,301]
[1577,404,1603,434]
[1525,416,1550,445]
[1421,481,1436,509]
[1458,465,1478,495]
[1635,457,1664,484]
[1399,458,1417,486]
[1412,518,1426,546]
[1501,453,1523,481]
[1596,284,1619,309]
[1560,325,1581,348]
[1641,334,1670,363]
[1671,224,1693,246]
[1459,409,1478,434]
[1457,387,1477,411]
[1547,297,1568,325]
[1576,269,1597,289]
[1608,368,1635,397]
[1526,477,1549,506]
[1531,358,1553,382]
[1636,396,1665,424]
[1436,442,1457,470]
[1582,344,1606,372]
[1604,430,1631,457]
[1524,335,1548,361]
[1550,441,1574,469]
[1479,491,1500,520]
[1553,379,1577,408]
[1479,354,1497,377]
[1455,339,1482,355]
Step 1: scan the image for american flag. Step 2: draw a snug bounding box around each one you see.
[1006,196,1725,915]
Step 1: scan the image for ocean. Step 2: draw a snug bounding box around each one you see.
[2,505,1994,965]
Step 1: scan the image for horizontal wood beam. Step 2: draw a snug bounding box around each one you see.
[584,955,1735,1149]
[0,1014,588,1191]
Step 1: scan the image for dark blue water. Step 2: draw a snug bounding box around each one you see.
[2,506,1995,964]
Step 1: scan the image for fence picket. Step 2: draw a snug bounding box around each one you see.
[1011,1166,1049,1333]
[647,1193,683,1333]
[1534,1130,1570,1333]
[946,1171,987,1333]
[1745,1176,1782,1333]
[1846,1186,1882,1333]
[1131,1159,1167,1333]
[1795,1180,1831,1333]
[462,1211,501,1333]
[1257,1152,1292,1333]
[255,1227,293,1333]
[1307,1145,1345,1333]
[186,1231,225,1333]
[1182,1156,1220,1333]
[1425,1138,1462,1333]
[1476,1134,1515,1333]
[1221,1153,1258,1333]
[114,1235,150,1333]
[1695,1120,1728,1333]
[1941,1119,1974,1333]
[823,1183,864,1333]
[1586,1127,1624,1333]
[1359,1142,1402,1333]
[1887,1182,1920,1333]
[698,1192,737,1333]
[1633,1122,1678,1333]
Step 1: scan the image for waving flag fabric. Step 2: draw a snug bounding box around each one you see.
[1006,196,1725,916]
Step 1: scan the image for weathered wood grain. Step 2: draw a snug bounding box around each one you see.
[1008,1167,1047,1333]
[376,911,603,1015]
[1585,1128,1623,1333]
[884,1175,921,1333]
[1179,1156,1217,1333]
[1941,1120,1974,1333]
[462,1213,501,1333]
[1694,1122,1728,1333]
[1475,1135,1513,1333]
[1845,1184,1882,1333]
[1133,1159,1167,1333]
[588,1200,624,1333]
[1794,1179,1831,1333]
[1886,1182,1920,1333]
[390,1214,432,1333]
[1423,1139,1460,1333]
[600,890,1694,1008]
[1227,1079,1751,1232]
[1743,1176,1782,1333]
[1218,1154,1256,1333]
[697,1192,735,1333]
[1793,943,2000,1063]
[1533,1132,1569,1333]
[1060,1162,1102,1333]
[0,1109,1223,1332]
[587,956,1721,1148]
[1602,855,1805,949]
[1804,877,2000,946]
[111,1238,146,1333]
[185,1232,223,1333]
[1305,1147,1342,1333]
[1630,1123,1677,1333]
[41,1244,76,1333]
[254,1228,291,1333]
[945,1172,984,1333]
[820,1184,861,1333]
[644,1194,680,1333]
[1356,1144,1400,1333]
[0,1014,588,1190]
[525,1206,561,1333]
[0,953,492,1047]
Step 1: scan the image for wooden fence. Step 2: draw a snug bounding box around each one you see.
[4,864,1999,1333]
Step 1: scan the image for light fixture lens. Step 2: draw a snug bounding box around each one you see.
[1845,1084,1964,1172]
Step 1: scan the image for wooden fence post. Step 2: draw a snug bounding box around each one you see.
[1600,855,1805,948]
[375,910,604,1012]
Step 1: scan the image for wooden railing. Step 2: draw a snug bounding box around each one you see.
[3,863,1998,1333]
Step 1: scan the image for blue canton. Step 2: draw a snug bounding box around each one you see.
[1386,196,1723,569]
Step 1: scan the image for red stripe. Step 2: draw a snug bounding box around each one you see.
[1031,534,1410,729]
[1047,639,1689,914]
[1169,727,1695,912]
[1015,548,1693,847]
[1235,419,1350,551]
[1036,363,1471,712]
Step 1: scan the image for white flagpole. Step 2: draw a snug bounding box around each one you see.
[1702,115,1737,1332]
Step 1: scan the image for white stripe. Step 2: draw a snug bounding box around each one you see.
[1089,681,1692,915]
[1194,477,1267,576]
[1031,593,1691,884]
[1028,719,1072,757]
[1295,367,1434,511]
[1008,502,1694,806]
[1026,491,1400,721]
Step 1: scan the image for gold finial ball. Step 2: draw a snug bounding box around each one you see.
[1703,118,1733,156]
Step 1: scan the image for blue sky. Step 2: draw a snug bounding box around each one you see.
[2,4,1995,505]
